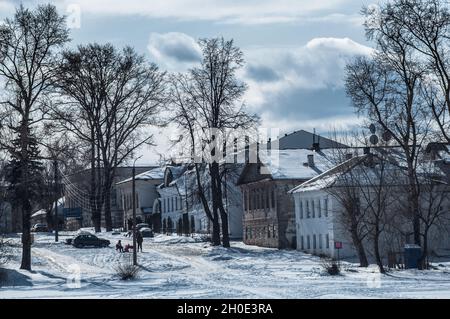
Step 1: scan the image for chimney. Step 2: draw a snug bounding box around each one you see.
[307,154,314,167]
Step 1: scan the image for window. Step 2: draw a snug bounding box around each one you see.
[266,188,270,209]
[245,227,248,240]
[312,200,315,218]
[263,227,266,238]
[319,234,322,249]
[244,191,248,211]
[300,235,304,250]
[299,201,303,219]
[326,234,329,249]
[258,189,262,210]
[324,198,329,217]
[273,224,277,238]
[307,235,311,249]
[318,200,321,218]
[313,234,316,249]
[271,188,275,208]
[306,201,310,218]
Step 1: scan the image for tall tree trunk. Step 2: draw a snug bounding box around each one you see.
[194,163,220,245]
[350,223,368,267]
[216,174,230,248]
[90,133,101,232]
[407,164,421,246]
[210,163,221,246]
[20,203,32,271]
[104,186,112,232]
[20,124,31,271]
[373,225,385,273]
[419,230,429,270]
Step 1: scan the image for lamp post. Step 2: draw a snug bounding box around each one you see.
[54,160,59,242]
[132,156,142,266]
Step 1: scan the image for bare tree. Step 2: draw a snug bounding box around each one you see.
[325,143,370,267]
[345,32,430,248]
[417,159,450,268]
[0,5,69,270]
[374,0,450,143]
[170,38,258,247]
[53,43,166,232]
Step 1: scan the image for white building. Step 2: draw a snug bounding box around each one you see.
[116,167,165,230]
[290,149,450,259]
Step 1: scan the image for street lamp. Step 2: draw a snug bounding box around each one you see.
[132,156,142,266]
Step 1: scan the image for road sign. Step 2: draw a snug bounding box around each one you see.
[334,241,343,249]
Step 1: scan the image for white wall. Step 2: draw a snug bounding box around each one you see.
[293,190,355,258]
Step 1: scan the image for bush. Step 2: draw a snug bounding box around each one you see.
[0,237,12,266]
[320,257,341,275]
[115,263,140,280]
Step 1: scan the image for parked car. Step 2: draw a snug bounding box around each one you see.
[139,227,154,238]
[136,223,150,231]
[71,233,110,248]
[31,223,48,232]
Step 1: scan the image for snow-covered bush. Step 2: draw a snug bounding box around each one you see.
[115,263,140,280]
[320,257,341,275]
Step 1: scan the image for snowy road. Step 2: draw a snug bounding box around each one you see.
[2,232,450,298]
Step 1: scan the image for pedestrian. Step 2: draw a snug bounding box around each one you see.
[115,240,123,253]
[136,231,143,252]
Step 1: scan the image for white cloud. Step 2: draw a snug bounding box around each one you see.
[2,0,356,25]
[243,37,373,106]
[148,32,201,71]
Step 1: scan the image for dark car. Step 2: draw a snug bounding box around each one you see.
[72,233,110,248]
[139,227,154,238]
[31,223,48,232]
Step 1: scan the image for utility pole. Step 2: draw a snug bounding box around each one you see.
[131,156,142,266]
[54,160,59,242]
[132,164,137,266]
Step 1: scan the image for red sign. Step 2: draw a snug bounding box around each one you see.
[334,241,343,249]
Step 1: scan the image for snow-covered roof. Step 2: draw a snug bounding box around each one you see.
[257,149,336,180]
[31,209,47,218]
[289,155,365,193]
[116,167,165,185]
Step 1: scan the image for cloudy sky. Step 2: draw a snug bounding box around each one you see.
[0,0,374,165]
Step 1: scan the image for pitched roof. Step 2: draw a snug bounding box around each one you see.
[237,149,337,184]
[116,167,165,185]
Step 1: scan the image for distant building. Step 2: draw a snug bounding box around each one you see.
[290,147,450,258]
[237,148,338,249]
[63,166,155,229]
[116,167,165,231]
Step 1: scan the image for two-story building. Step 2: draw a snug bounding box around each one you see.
[116,166,164,230]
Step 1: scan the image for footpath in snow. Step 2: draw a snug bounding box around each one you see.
[1,231,450,298]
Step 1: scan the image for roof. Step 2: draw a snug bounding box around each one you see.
[289,155,366,193]
[257,149,336,180]
[116,167,165,185]
[31,209,47,218]
[261,129,347,150]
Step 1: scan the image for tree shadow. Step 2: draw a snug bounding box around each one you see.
[0,268,33,287]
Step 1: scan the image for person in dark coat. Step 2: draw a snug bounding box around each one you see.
[136,231,143,252]
[116,240,123,252]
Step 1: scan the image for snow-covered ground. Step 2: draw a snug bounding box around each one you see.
[2,230,450,298]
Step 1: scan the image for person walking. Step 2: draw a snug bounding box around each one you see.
[136,231,143,252]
